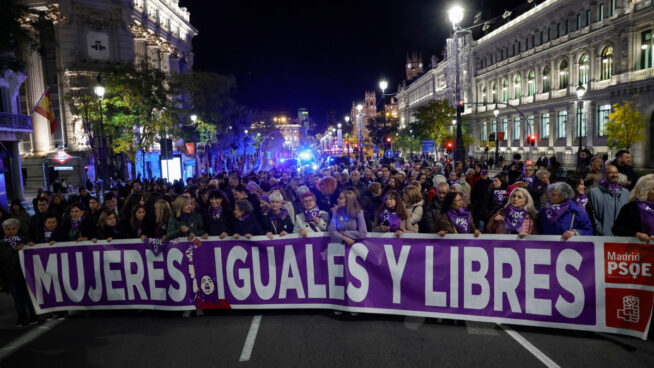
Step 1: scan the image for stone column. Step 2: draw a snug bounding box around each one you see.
[6,141,25,201]
[24,46,52,154]
[134,39,147,65]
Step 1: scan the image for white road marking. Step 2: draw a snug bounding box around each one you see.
[239,315,262,362]
[500,324,560,368]
[0,318,65,362]
[465,321,499,336]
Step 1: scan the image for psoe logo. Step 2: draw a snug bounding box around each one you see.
[617,295,640,323]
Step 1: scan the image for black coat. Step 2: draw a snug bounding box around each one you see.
[612,202,643,236]
[98,223,129,240]
[233,215,264,236]
[33,226,67,244]
[262,212,294,235]
[126,218,155,238]
[202,207,233,236]
[61,216,97,241]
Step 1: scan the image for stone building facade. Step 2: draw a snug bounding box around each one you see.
[17,0,197,189]
[397,0,654,167]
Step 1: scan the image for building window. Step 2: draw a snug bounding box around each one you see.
[514,75,522,99]
[601,46,613,80]
[556,111,567,139]
[579,54,590,85]
[531,35,535,48]
[481,122,488,141]
[490,119,497,134]
[609,0,615,16]
[501,119,508,137]
[556,23,561,38]
[542,65,551,92]
[599,3,604,21]
[540,31,544,45]
[502,78,509,102]
[492,83,498,103]
[541,113,550,138]
[525,37,529,50]
[527,70,535,96]
[527,115,535,136]
[512,44,516,56]
[547,28,551,42]
[577,14,581,30]
[576,105,587,137]
[586,9,591,26]
[512,117,521,141]
[597,104,611,136]
[481,87,487,106]
[641,30,653,70]
[559,60,569,89]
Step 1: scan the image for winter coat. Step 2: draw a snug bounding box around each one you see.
[61,216,97,241]
[612,202,645,237]
[293,211,330,234]
[435,212,478,234]
[263,211,295,235]
[328,210,367,242]
[485,208,538,235]
[405,200,424,233]
[538,201,593,236]
[233,215,264,236]
[167,211,205,240]
[587,184,629,235]
[202,207,233,236]
[421,197,444,233]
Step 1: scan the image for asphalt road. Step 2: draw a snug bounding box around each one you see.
[0,293,653,368]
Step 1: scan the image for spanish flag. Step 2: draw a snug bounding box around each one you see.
[34,88,58,134]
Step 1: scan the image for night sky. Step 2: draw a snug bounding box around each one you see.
[180,0,527,125]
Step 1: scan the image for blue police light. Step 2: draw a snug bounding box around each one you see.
[280,158,286,163]
[312,164,318,170]
[298,150,313,162]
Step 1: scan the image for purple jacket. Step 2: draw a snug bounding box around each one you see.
[328,211,367,242]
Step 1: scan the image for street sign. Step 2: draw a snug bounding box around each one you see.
[498,132,505,141]
[196,142,206,155]
[185,142,196,155]
[384,149,394,158]
[54,166,74,171]
[51,151,72,165]
[421,140,435,153]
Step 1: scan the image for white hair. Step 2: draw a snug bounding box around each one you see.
[269,192,284,203]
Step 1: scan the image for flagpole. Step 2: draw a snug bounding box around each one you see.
[30,87,50,116]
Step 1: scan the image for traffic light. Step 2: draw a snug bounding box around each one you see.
[386,137,392,143]
[488,133,496,141]
[484,145,489,152]
[84,165,88,171]
[528,134,536,147]
[446,141,453,153]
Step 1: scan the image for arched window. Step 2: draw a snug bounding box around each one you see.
[578,54,590,86]
[514,75,522,99]
[527,70,535,96]
[559,60,569,89]
[542,65,551,93]
[481,86,487,106]
[601,46,613,80]
[502,78,509,102]
[492,83,498,103]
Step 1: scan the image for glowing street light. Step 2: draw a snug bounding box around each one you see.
[379,80,388,94]
[356,104,363,112]
[448,5,464,28]
[344,116,350,123]
[190,114,197,122]
[94,85,105,100]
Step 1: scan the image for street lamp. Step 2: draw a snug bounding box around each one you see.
[493,108,500,167]
[190,114,197,123]
[448,4,466,163]
[356,104,364,164]
[379,80,388,98]
[94,84,107,194]
[576,83,586,170]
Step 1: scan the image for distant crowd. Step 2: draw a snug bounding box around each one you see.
[1,148,651,326]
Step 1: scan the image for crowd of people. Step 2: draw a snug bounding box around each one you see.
[1,148,652,326]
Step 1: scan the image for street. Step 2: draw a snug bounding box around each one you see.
[1,293,652,368]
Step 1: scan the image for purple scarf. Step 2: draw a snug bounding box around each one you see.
[504,205,527,232]
[135,220,143,236]
[492,189,506,206]
[544,200,571,224]
[599,179,621,196]
[44,227,54,242]
[269,208,289,222]
[210,206,222,219]
[180,212,192,221]
[304,206,321,222]
[379,208,401,232]
[447,208,471,233]
[447,179,458,187]
[519,174,535,187]
[4,235,22,249]
[574,194,588,213]
[636,201,654,235]
[70,216,84,231]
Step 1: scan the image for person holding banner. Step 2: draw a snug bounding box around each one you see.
[201,190,233,239]
[232,199,264,239]
[328,190,367,245]
[62,202,96,242]
[264,192,294,239]
[1,219,37,327]
[153,199,173,241]
[486,187,538,237]
[479,173,508,225]
[372,190,409,237]
[34,212,67,245]
[96,210,128,242]
[127,205,154,241]
[539,182,593,240]
[167,196,208,241]
[294,192,330,237]
[612,174,654,241]
[565,175,588,214]
[436,192,481,237]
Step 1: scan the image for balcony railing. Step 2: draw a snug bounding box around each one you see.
[0,112,32,132]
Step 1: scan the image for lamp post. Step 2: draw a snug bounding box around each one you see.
[448,5,466,163]
[379,80,388,106]
[356,104,364,163]
[576,83,586,170]
[494,108,500,167]
[93,84,106,196]
[337,123,343,155]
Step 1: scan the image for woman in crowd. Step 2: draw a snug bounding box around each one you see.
[127,204,153,240]
[294,192,330,237]
[153,199,173,241]
[372,190,408,237]
[87,197,102,225]
[517,164,537,188]
[233,198,264,239]
[613,174,654,241]
[9,200,30,235]
[446,171,458,187]
[436,192,481,237]
[479,173,508,225]
[167,196,208,241]
[202,190,233,238]
[361,182,382,231]
[96,210,127,242]
[566,175,588,214]
[49,193,67,216]
[486,187,538,237]
[530,169,551,209]
[328,190,367,245]
[403,185,424,233]
[539,182,593,240]
[264,192,294,239]
[1,218,36,326]
[316,176,339,212]
[62,202,96,241]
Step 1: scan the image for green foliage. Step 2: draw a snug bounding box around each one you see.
[604,100,648,150]
[408,100,455,144]
[394,130,421,153]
